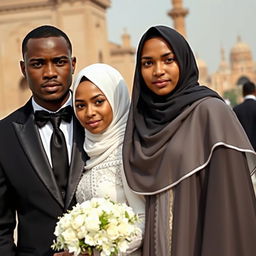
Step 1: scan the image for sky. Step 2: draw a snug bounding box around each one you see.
[107,0,256,74]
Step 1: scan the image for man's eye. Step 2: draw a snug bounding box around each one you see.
[31,62,42,68]
[56,59,67,66]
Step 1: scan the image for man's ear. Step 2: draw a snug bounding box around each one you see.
[20,61,26,77]
[71,57,76,74]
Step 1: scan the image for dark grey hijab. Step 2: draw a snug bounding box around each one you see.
[123,25,222,194]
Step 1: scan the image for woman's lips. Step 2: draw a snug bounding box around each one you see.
[86,120,101,128]
[152,79,170,88]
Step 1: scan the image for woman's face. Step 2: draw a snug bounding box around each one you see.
[74,80,113,134]
[140,37,180,96]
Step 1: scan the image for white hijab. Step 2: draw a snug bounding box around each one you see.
[72,63,130,170]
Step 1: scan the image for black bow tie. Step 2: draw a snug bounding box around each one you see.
[34,105,73,128]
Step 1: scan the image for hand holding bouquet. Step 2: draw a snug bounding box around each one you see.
[52,198,141,256]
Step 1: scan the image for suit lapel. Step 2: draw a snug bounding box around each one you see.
[65,118,86,209]
[13,102,64,207]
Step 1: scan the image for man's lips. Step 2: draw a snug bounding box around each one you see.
[42,81,62,92]
[42,81,61,87]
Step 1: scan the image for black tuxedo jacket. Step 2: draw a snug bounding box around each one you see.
[233,98,256,151]
[0,99,86,256]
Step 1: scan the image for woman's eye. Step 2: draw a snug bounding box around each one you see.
[75,104,85,109]
[166,57,175,64]
[95,99,105,105]
[142,61,153,67]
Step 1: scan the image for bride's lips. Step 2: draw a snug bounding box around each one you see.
[86,120,101,128]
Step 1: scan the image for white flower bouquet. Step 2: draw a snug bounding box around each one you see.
[52,197,141,256]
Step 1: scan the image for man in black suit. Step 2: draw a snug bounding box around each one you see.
[233,81,256,151]
[0,25,86,256]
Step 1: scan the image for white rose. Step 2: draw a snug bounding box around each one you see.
[106,224,119,240]
[101,242,114,256]
[76,225,88,240]
[61,228,78,243]
[118,239,129,253]
[71,214,85,230]
[67,242,81,256]
[84,215,100,232]
[117,222,134,236]
[84,234,97,246]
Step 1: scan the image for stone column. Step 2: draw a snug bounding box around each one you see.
[168,0,189,38]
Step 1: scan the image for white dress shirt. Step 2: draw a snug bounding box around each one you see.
[244,94,256,100]
[32,93,73,167]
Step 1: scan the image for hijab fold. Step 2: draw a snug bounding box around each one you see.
[122,26,255,195]
[122,25,256,256]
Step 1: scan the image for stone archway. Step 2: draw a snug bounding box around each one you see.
[236,76,250,86]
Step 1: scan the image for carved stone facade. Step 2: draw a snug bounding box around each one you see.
[169,0,256,105]
[0,0,135,118]
[211,38,256,97]
[1,0,255,117]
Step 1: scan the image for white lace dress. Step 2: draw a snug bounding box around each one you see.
[76,145,145,256]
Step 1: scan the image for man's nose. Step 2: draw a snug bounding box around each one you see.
[43,63,57,79]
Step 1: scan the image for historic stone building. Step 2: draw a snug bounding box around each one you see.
[0,0,255,117]
[211,37,256,101]
[169,0,256,105]
[0,0,135,118]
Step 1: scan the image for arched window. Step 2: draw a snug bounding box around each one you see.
[236,76,250,86]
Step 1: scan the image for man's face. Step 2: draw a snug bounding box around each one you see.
[20,36,76,111]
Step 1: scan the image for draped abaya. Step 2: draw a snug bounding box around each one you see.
[123,25,256,256]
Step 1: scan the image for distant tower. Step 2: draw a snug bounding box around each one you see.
[168,0,189,38]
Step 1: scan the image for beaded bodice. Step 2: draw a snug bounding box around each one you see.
[76,145,127,204]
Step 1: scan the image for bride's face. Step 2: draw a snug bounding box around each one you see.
[74,80,113,134]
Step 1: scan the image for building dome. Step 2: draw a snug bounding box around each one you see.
[231,37,251,54]
[230,36,252,63]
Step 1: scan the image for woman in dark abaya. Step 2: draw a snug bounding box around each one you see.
[123,25,256,256]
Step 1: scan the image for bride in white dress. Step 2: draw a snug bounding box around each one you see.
[72,63,145,256]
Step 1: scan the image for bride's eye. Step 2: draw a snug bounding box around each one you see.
[95,99,105,105]
[75,103,86,109]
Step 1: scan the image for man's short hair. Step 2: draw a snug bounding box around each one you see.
[22,25,72,57]
[243,81,256,96]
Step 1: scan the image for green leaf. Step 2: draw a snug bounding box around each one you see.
[99,211,109,229]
